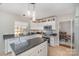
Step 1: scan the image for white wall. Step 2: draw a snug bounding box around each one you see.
[58,15,73,22]
[59,21,71,35]
[0,11,30,34]
[0,12,15,34]
[0,11,30,53]
[58,15,73,35]
[0,34,4,53]
[74,6,79,55]
[55,17,59,46]
[0,11,15,53]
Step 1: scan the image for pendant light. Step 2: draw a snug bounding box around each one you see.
[30,3,36,21]
[27,3,36,21]
[27,3,31,17]
[32,3,36,21]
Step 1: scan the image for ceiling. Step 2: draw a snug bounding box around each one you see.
[0,3,78,19]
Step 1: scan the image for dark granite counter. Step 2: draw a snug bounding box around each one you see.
[3,33,42,40]
[10,37,47,55]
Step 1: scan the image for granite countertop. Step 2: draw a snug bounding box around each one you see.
[10,37,47,55]
[3,33,42,40]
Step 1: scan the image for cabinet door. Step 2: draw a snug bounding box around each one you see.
[54,38,59,46]
[31,46,40,56]
[52,21,56,30]
[40,45,48,56]
[39,41,48,56]
[32,41,48,56]
[50,37,54,46]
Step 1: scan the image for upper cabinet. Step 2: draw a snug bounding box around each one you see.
[30,17,56,30]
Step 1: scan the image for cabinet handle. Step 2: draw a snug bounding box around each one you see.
[38,49,42,54]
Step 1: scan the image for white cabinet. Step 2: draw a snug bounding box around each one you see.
[30,20,56,30]
[50,37,54,46]
[18,41,48,56]
[50,36,59,46]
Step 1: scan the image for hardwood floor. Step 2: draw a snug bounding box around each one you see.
[0,52,5,56]
[48,45,76,56]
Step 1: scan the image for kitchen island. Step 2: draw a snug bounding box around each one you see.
[4,34,48,56]
[11,37,48,56]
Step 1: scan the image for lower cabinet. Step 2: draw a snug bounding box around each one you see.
[18,41,48,56]
[50,36,59,46]
[50,37,54,46]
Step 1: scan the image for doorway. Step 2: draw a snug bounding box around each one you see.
[59,21,73,47]
[58,20,74,55]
